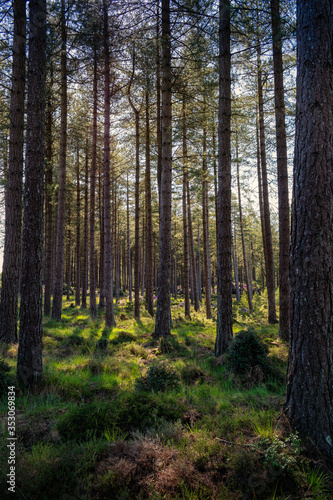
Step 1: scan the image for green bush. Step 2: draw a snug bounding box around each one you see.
[135,364,180,393]
[225,329,274,380]
[109,331,136,345]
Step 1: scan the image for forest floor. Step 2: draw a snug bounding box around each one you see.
[0,292,333,500]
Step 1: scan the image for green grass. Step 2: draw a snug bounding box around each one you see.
[0,294,332,499]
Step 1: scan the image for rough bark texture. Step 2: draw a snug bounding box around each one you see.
[182,94,190,319]
[52,0,67,320]
[103,0,114,327]
[145,87,154,317]
[82,140,89,309]
[285,0,333,463]
[215,0,233,356]
[202,122,212,319]
[0,0,26,343]
[154,0,172,337]
[236,130,252,311]
[271,0,290,341]
[257,44,277,324]
[44,63,53,316]
[17,0,46,387]
[89,53,97,318]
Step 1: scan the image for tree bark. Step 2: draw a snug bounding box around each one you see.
[257,43,277,324]
[127,173,132,301]
[145,86,154,317]
[103,0,114,327]
[187,179,199,311]
[0,0,26,343]
[44,62,53,316]
[285,0,333,463]
[216,0,233,356]
[154,0,172,337]
[202,121,212,319]
[17,0,46,387]
[52,0,67,320]
[75,147,81,307]
[82,139,89,309]
[182,92,190,319]
[271,0,290,341]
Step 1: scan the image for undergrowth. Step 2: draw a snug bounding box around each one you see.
[0,294,332,499]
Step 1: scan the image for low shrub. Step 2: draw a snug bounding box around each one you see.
[135,364,180,393]
[0,358,13,397]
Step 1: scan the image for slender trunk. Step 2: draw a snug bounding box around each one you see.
[154,0,172,337]
[52,0,67,320]
[216,0,233,356]
[197,225,202,302]
[75,147,81,307]
[127,174,132,301]
[17,0,46,386]
[182,93,191,318]
[44,62,53,316]
[99,162,105,308]
[66,200,71,301]
[202,122,212,319]
[257,42,277,324]
[145,86,154,317]
[236,129,252,311]
[187,181,199,311]
[156,0,162,203]
[271,0,290,340]
[232,230,240,302]
[0,0,26,343]
[103,0,114,326]
[89,53,97,317]
[82,139,88,309]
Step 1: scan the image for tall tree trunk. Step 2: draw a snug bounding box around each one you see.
[257,43,277,324]
[202,122,212,319]
[103,0,114,327]
[232,230,240,302]
[75,147,81,307]
[89,52,98,317]
[44,62,53,316]
[52,0,67,320]
[285,0,333,462]
[271,0,290,340]
[99,160,105,308]
[127,173,132,301]
[154,0,172,337]
[197,225,202,302]
[0,0,26,343]
[66,200,71,301]
[236,129,252,311]
[17,0,46,386]
[216,0,233,356]
[82,139,88,309]
[145,87,154,316]
[182,93,190,319]
[187,180,199,311]
[156,0,162,203]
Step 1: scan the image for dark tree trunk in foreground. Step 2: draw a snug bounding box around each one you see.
[154,0,172,337]
[90,53,98,318]
[0,0,26,343]
[103,0,114,327]
[285,0,333,463]
[216,0,233,356]
[17,0,46,387]
[257,43,277,324]
[52,0,67,320]
[271,0,290,341]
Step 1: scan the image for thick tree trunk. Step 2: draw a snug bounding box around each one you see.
[285,0,333,463]
[52,0,67,320]
[216,0,233,356]
[17,0,46,387]
[0,0,26,343]
[145,87,154,317]
[44,63,53,316]
[257,43,277,324]
[271,0,290,341]
[154,0,172,337]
